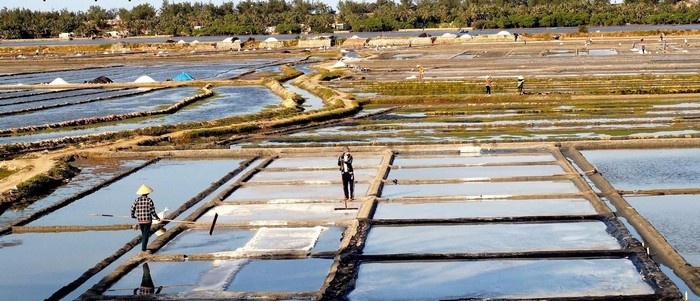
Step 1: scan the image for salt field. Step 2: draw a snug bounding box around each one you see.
[0,46,698,301]
[0,146,690,300]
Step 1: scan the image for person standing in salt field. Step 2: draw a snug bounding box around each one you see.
[517,76,525,95]
[131,184,161,252]
[338,146,355,201]
[485,75,493,95]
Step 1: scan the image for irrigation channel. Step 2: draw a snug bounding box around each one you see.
[0,34,700,300]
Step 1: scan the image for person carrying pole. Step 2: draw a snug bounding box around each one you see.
[131,184,161,252]
[338,146,355,201]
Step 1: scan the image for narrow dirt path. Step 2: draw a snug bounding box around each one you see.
[0,137,152,194]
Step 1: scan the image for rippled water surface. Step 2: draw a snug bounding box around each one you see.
[582,148,700,190]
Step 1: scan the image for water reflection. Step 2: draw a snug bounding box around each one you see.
[0,239,21,249]
[135,263,162,295]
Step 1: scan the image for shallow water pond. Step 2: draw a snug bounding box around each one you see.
[627,195,700,266]
[159,226,343,254]
[392,154,555,166]
[363,221,620,254]
[582,148,700,190]
[373,198,597,219]
[0,159,148,227]
[226,258,332,292]
[0,230,136,300]
[108,258,333,295]
[29,159,242,226]
[248,169,376,184]
[380,181,579,198]
[225,183,370,201]
[349,258,654,300]
[0,87,282,145]
[388,164,564,180]
[266,154,385,169]
[208,203,359,223]
[0,87,198,130]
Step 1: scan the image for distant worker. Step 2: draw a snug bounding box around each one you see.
[416,64,424,80]
[337,146,355,201]
[517,76,525,95]
[131,184,161,252]
[485,75,493,95]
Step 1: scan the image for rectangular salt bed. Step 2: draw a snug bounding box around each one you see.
[247,168,376,184]
[0,230,137,300]
[225,184,370,201]
[373,198,597,219]
[392,153,555,167]
[380,181,579,198]
[581,148,700,190]
[159,226,344,254]
[348,259,654,300]
[628,195,700,266]
[29,159,242,227]
[363,221,620,255]
[388,165,565,181]
[205,203,359,224]
[107,258,333,295]
[265,155,385,169]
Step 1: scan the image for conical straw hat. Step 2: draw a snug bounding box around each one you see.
[136,184,153,195]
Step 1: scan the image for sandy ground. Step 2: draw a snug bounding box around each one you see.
[0,137,152,194]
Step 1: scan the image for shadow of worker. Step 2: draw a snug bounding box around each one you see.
[134,262,162,295]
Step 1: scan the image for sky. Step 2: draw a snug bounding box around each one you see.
[7,0,341,12]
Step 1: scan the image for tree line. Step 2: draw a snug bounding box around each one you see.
[2,0,700,39]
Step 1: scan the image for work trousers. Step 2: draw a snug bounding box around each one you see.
[139,223,152,251]
[341,172,355,199]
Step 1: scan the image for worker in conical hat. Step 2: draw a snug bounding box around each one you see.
[131,184,160,252]
[136,184,153,195]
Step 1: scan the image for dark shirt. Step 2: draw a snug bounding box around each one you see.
[131,195,159,224]
[338,152,354,173]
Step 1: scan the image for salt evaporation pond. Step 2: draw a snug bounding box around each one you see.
[0,230,136,300]
[224,183,371,202]
[581,148,700,190]
[283,82,325,110]
[363,222,620,254]
[392,153,555,166]
[388,165,565,180]
[380,181,579,198]
[247,168,376,183]
[159,226,343,254]
[208,203,359,223]
[627,195,700,266]
[265,154,385,169]
[29,159,242,227]
[108,258,333,295]
[348,259,654,300]
[373,198,597,219]
[0,159,147,227]
[0,59,282,85]
[0,89,137,114]
[0,86,282,145]
[226,258,332,292]
[0,87,198,129]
